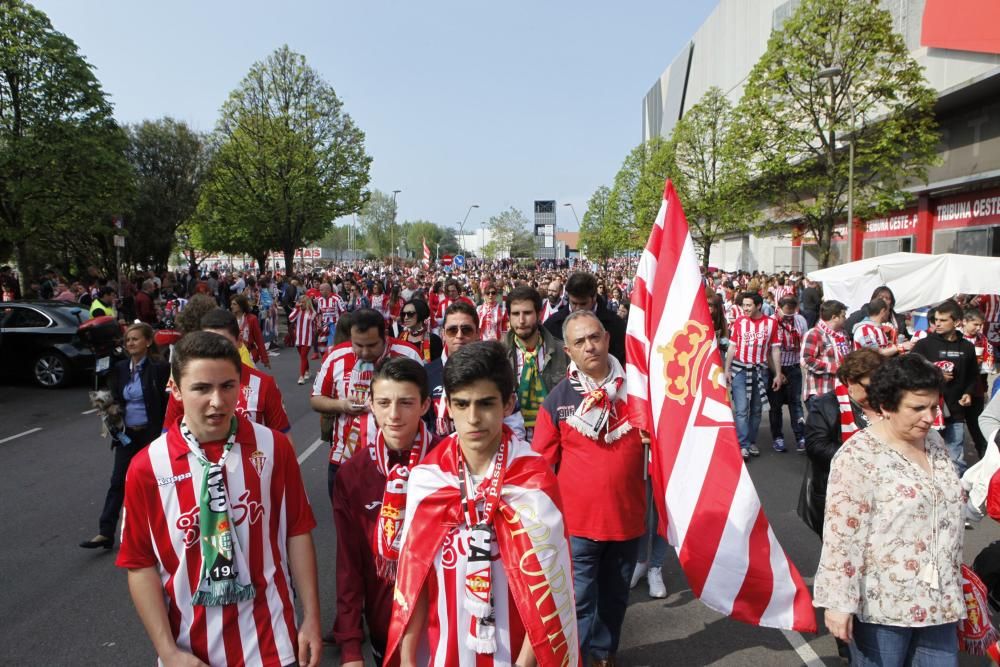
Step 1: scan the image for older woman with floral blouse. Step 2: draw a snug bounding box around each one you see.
[814,354,965,666]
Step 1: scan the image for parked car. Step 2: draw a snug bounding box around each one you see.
[0,301,121,388]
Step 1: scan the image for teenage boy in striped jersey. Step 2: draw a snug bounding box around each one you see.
[117,332,321,667]
[724,292,784,460]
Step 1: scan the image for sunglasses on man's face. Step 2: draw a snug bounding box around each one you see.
[402,310,417,318]
[485,290,497,295]
[444,324,476,336]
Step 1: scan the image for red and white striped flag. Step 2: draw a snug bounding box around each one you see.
[626,179,816,633]
[422,237,431,265]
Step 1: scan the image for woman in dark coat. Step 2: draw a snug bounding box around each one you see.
[79,322,170,549]
[800,348,885,537]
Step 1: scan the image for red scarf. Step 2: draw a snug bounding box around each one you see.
[834,382,861,443]
[959,564,999,656]
[385,428,580,666]
[371,422,431,580]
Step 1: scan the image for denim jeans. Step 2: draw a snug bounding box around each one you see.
[570,536,639,660]
[637,477,668,568]
[767,364,805,442]
[850,620,958,666]
[731,365,767,449]
[940,420,967,477]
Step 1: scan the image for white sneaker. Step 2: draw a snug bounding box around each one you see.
[303,370,310,380]
[297,376,305,385]
[647,566,667,598]
[630,561,648,589]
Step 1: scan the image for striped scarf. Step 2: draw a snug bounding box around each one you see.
[566,356,632,442]
[400,327,431,363]
[514,336,546,428]
[834,381,860,443]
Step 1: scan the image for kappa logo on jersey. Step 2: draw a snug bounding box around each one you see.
[249,449,267,476]
[157,472,193,487]
[175,490,265,547]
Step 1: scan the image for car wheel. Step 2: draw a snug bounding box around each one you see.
[33,351,71,388]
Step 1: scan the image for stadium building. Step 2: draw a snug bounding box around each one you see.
[642,0,1000,272]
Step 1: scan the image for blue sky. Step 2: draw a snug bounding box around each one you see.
[35,0,717,233]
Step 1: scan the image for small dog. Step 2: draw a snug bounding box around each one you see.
[89,389,126,441]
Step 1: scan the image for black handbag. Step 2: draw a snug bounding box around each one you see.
[796,458,824,537]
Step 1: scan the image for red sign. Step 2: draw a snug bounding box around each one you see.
[441,255,453,266]
[922,0,1000,55]
[863,209,918,239]
[933,188,1000,231]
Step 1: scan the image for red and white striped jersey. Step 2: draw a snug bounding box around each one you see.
[312,339,421,465]
[287,307,316,347]
[730,315,780,365]
[771,285,795,304]
[853,320,891,351]
[476,302,509,341]
[163,364,291,433]
[314,295,345,325]
[116,419,316,667]
[975,294,1000,323]
[418,525,526,666]
[369,293,390,320]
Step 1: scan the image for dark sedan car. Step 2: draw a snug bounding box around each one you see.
[0,301,119,388]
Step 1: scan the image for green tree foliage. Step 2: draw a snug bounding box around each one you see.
[0,0,130,287]
[607,137,673,250]
[734,0,938,267]
[124,118,208,271]
[358,189,398,258]
[404,220,461,259]
[579,185,619,264]
[670,87,755,267]
[197,45,371,273]
[484,207,532,259]
[319,224,352,260]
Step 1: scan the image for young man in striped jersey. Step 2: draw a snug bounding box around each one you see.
[162,309,291,435]
[387,342,578,667]
[724,292,784,459]
[118,332,321,667]
[310,308,422,504]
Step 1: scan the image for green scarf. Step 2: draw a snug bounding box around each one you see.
[180,418,256,607]
[515,336,547,428]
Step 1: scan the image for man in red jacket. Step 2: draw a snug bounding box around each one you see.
[332,357,433,666]
[532,310,646,667]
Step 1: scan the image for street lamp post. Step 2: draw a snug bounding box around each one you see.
[459,204,479,256]
[817,65,857,263]
[562,203,579,260]
[391,190,402,263]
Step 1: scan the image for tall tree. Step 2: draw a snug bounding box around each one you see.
[670,87,755,267]
[404,220,461,258]
[579,185,619,265]
[198,45,371,273]
[483,207,532,259]
[735,0,937,267]
[607,137,672,249]
[124,118,208,271]
[0,0,130,288]
[358,189,397,258]
[319,223,351,260]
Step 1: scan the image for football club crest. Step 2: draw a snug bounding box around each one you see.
[249,450,267,476]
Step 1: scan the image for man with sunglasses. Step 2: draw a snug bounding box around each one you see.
[477,280,509,342]
[427,301,525,439]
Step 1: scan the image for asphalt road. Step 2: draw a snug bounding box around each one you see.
[1,348,997,666]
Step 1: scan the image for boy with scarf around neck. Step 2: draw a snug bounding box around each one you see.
[531,310,645,667]
[387,341,579,667]
[117,332,322,667]
[333,357,436,666]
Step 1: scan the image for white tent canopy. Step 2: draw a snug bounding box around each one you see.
[807,252,1000,313]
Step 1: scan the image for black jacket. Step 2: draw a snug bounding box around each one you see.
[799,390,866,536]
[543,298,627,367]
[911,332,979,421]
[107,356,171,447]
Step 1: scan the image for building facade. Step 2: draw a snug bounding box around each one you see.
[643,0,1000,272]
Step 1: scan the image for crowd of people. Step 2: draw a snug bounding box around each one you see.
[14,254,998,665]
